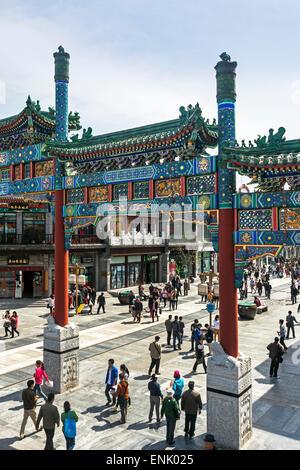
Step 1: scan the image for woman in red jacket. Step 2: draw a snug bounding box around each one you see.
[11,311,20,338]
[33,360,49,401]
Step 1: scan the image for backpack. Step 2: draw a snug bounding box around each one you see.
[64,411,76,438]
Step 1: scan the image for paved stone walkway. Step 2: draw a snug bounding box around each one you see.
[0,278,299,450]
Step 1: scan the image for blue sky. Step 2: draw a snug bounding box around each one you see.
[1,0,300,145]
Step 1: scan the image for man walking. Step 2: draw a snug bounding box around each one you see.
[161,389,179,446]
[105,359,118,406]
[113,373,129,424]
[286,310,299,339]
[172,316,181,351]
[148,336,161,376]
[190,319,199,352]
[183,279,189,296]
[192,338,207,374]
[36,392,60,450]
[178,316,185,345]
[165,315,173,346]
[204,323,213,356]
[267,337,284,378]
[148,374,163,423]
[97,293,106,314]
[278,319,288,351]
[181,381,202,439]
[20,380,41,440]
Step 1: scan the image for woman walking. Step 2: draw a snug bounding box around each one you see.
[61,401,79,450]
[172,370,184,404]
[3,311,11,337]
[33,360,49,401]
[10,311,20,338]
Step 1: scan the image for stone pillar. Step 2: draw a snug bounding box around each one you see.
[16,213,22,241]
[160,249,169,283]
[205,53,252,450]
[43,317,79,394]
[99,254,111,291]
[43,46,79,394]
[207,346,252,449]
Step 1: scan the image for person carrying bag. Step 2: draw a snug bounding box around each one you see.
[61,401,78,450]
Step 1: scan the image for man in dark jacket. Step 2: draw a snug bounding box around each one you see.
[193,339,207,373]
[178,316,185,345]
[20,380,41,439]
[36,392,60,450]
[148,374,163,422]
[267,337,284,378]
[172,316,181,351]
[134,298,143,323]
[204,323,213,356]
[190,319,199,352]
[97,293,106,314]
[286,310,299,339]
[165,315,173,346]
[181,381,202,438]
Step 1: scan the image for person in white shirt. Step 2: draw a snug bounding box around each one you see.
[213,315,219,342]
[47,295,54,314]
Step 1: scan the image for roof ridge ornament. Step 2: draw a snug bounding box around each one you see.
[179,102,203,125]
[254,127,286,148]
[219,52,231,62]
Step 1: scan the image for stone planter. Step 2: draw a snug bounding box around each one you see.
[118,291,130,305]
[238,302,257,320]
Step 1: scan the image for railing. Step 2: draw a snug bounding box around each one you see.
[71,234,101,245]
[0,234,54,245]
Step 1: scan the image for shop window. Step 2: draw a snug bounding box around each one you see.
[0,271,15,297]
[0,214,16,243]
[111,264,125,289]
[23,213,45,244]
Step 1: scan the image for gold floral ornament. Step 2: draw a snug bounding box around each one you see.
[197,195,210,209]
[240,194,252,208]
[198,158,209,172]
[89,186,108,202]
[240,232,252,243]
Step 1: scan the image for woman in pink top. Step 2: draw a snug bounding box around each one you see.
[33,360,49,401]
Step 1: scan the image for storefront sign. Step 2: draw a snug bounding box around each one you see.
[8,256,29,265]
[8,202,29,210]
[169,261,177,277]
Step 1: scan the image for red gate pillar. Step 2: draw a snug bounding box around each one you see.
[215,55,238,357]
[206,53,252,450]
[54,188,68,327]
[43,47,79,395]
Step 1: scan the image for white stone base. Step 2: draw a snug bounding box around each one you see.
[206,344,252,449]
[43,317,79,394]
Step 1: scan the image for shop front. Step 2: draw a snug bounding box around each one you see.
[110,255,142,289]
[0,267,44,298]
[110,253,160,289]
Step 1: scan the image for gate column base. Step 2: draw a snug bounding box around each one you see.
[207,345,252,449]
[43,317,79,394]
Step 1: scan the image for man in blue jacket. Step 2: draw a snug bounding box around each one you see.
[105,359,118,406]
